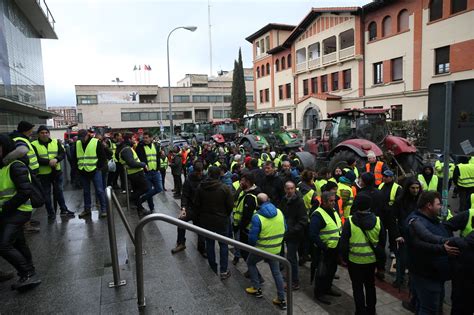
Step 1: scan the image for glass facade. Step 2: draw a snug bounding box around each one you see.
[0,0,46,108]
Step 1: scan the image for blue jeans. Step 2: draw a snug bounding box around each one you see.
[283,240,300,284]
[39,173,69,217]
[411,274,444,315]
[205,228,229,274]
[247,253,285,300]
[80,171,107,213]
[143,171,163,211]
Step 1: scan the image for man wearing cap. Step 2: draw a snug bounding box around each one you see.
[73,129,108,218]
[378,170,401,259]
[365,151,388,186]
[340,194,386,315]
[31,126,75,221]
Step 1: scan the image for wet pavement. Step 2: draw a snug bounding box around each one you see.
[0,172,454,314]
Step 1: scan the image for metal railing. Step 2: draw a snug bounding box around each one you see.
[105,186,136,288]
[134,214,293,314]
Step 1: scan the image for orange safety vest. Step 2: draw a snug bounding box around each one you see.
[181,149,189,165]
[315,196,345,225]
[352,185,358,199]
[366,161,384,186]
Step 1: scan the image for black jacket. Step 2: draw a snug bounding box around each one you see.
[340,210,386,263]
[0,161,32,216]
[260,172,285,205]
[117,145,146,169]
[170,154,182,176]
[194,178,233,232]
[181,172,205,213]
[355,186,384,218]
[393,177,422,238]
[9,131,34,168]
[448,232,474,280]
[73,138,107,175]
[278,193,308,241]
[135,142,158,170]
[240,186,262,230]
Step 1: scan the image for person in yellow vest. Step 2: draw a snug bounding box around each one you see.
[158,149,168,191]
[314,167,331,197]
[378,169,401,259]
[417,164,439,192]
[337,171,356,219]
[116,134,149,216]
[434,158,454,194]
[309,191,343,304]
[345,157,360,180]
[136,132,163,213]
[106,132,123,189]
[74,129,108,218]
[297,170,316,265]
[340,194,386,315]
[0,134,42,292]
[453,158,474,212]
[365,151,387,186]
[245,193,287,310]
[31,126,75,221]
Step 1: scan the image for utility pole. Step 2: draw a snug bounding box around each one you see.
[208,0,213,77]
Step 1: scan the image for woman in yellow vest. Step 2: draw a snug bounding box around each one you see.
[0,134,42,292]
[417,164,439,192]
[340,194,385,315]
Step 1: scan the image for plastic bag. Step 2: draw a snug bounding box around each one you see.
[108,159,116,172]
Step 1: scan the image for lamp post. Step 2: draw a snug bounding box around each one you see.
[167,25,197,143]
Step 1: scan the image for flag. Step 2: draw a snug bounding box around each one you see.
[133,65,137,71]
[139,65,141,70]
[143,64,148,71]
[148,65,152,71]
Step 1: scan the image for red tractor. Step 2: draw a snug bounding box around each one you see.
[300,108,422,175]
[210,119,239,144]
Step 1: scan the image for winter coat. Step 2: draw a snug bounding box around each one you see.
[0,160,33,217]
[392,176,422,238]
[194,178,233,232]
[248,201,287,246]
[181,172,205,214]
[278,193,308,241]
[220,171,233,187]
[170,154,183,176]
[260,172,285,205]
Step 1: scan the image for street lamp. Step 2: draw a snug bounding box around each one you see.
[167,25,197,144]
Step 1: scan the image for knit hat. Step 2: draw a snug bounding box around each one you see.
[17,121,34,133]
[360,172,375,187]
[322,181,338,192]
[344,170,356,183]
[37,125,50,133]
[352,194,372,212]
[77,129,88,139]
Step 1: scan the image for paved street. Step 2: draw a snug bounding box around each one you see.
[0,173,453,314]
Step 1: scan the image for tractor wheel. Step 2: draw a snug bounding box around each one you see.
[395,153,422,177]
[328,150,363,172]
[295,151,316,171]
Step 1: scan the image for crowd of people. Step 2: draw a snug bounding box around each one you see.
[1,121,474,315]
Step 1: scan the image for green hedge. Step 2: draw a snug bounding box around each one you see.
[388,119,428,148]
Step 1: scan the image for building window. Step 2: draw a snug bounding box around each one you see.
[213,110,231,119]
[281,56,286,70]
[77,113,83,123]
[173,95,190,103]
[398,9,409,32]
[278,85,283,100]
[208,95,224,102]
[451,0,467,14]
[303,79,309,96]
[224,95,232,103]
[76,95,98,105]
[265,89,270,102]
[287,54,292,67]
[286,113,292,126]
[256,67,260,78]
[244,76,254,81]
[285,83,291,99]
[323,36,337,55]
[266,62,270,75]
[430,0,443,21]
[374,62,383,84]
[331,72,339,91]
[391,105,403,121]
[382,16,392,37]
[343,69,351,89]
[261,65,265,76]
[192,95,210,102]
[311,77,318,94]
[275,59,280,72]
[368,22,377,41]
[259,90,264,103]
[392,57,403,81]
[246,94,254,102]
[321,75,328,92]
[256,41,260,56]
[260,39,265,54]
[435,46,450,74]
[265,36,270,52]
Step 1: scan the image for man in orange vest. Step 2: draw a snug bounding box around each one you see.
[365,151,388,186]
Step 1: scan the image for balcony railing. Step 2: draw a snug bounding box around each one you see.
[339,46,355,60]
[322,52,337,65]
[308,58,321,70]
[296,62,306,72]
[36,0,56,29]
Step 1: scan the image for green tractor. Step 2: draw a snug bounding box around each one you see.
[239,112,302,152]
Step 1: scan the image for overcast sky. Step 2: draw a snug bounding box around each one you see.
[42,0,367,107]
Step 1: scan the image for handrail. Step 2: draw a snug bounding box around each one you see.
[134,213,293,314]
[123,166,131,213]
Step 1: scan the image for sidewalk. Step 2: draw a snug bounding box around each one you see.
[0,173,451,314]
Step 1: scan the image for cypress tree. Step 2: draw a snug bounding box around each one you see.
[231,48,247,121]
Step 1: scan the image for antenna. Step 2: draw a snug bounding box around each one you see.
[208,0,213,77]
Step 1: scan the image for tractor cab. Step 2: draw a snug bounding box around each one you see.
[180,123,195,140]
[211,119,239,143]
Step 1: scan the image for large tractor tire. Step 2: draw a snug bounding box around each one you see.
[395,153,423,177]
[328,150,363,172]
[295,151,316,171]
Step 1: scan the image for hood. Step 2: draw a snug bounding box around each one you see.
[400,176,422,199]
[199,178,222,190]
[352,210,377,230]
[422,164,434,176]
[257,201,278,218]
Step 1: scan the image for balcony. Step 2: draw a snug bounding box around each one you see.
[15,0,57,39]
[339,46,355,60]
[308,58,321,69]
[296,62,307,72]
[322,52,337,65]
